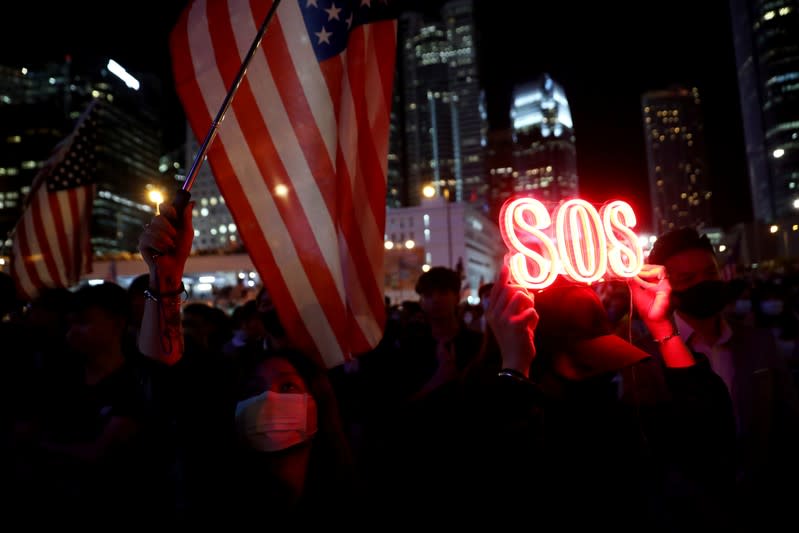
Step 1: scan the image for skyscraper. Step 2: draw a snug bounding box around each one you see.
[642,86,713,234]
[510,74,578,207]
[730,0,799,222]
[393,0,483,208]
[0,59,166,255]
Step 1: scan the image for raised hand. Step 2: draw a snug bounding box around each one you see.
[485,264,539,376]
[138,202,195,291]
[629,264,673,336]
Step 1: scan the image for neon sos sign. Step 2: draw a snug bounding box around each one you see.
[499,197,644,289]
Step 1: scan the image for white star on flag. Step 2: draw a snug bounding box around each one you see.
[346,12,353,28]
[361,0,371,7]
[315,25,332,44]
[306,0,318,7]
[325,2,342,20]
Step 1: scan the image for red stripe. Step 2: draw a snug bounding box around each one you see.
[259,1,337,215]
[171,0,324,363]
[30,189,66,287]
[49,189,74,283]
[66,185,82,280]
[208,0,348,352]
[14,216,47,301]
[346,28,388,235]
[79,186,94,278]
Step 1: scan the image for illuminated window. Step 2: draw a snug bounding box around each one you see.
[7,135,21,143]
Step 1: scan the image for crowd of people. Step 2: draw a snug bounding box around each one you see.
[1,202,799,530]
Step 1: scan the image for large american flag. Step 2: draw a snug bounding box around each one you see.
[10,102,98,302]
[171,0,397,367]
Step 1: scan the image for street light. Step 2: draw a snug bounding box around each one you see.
[422,184,436,199]
[773,148,785,159]
[770,225,779,234]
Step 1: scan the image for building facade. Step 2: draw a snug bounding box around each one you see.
[642,86,713,234]
[510,74,578,209]
[730,0,799,222]
[0,59,166,255]
[384,196,504,303]
[393,0,484,208]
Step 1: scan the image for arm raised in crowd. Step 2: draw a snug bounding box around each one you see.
[137,203,195,365]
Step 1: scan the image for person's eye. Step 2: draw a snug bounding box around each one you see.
[279,382,301,393]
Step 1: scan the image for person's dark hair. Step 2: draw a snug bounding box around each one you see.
[415,266,460,295]
[478,282,494,299]
[72,282,132,323]
[127,273,150,295]
[0,271,20,316]
[241,348,358,505]
[231,300,259,329]
[648,227,715,266]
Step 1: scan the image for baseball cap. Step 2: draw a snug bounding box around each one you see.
[533,282,650,379]
[648,227,714,266]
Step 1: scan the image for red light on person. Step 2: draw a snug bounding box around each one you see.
[499,197,644,289]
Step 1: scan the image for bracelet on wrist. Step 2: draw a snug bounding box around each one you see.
[498,368,529,382]
[653,330,679,343]
[144,282,187,304]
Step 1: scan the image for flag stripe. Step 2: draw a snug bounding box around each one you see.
[220,0,350,356]
[172,0,396,365]
[50,190,75,282]
[185,0,346,365]
[30,185,68,287]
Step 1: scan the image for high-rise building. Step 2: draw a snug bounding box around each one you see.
[510,74,578,208]
[442,0,484,207]
[0,59,166,255]
[730,0,799,222]
[393,0,483,208]
[484,128,515,220]
[642,86,713,234]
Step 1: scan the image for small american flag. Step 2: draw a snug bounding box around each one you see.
[10,102,98,301]
[171,0,397,367]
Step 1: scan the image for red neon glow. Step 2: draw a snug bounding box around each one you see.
[498,196,644,289]
[554,199,607,284]
[500,198,559,290]
[601,200,644,278]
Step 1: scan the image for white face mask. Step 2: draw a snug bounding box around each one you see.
[235,391,318,452]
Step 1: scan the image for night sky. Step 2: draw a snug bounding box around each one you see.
[0,0,750,232]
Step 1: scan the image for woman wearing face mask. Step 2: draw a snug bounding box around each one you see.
[136,205,359,524]
[230,349,357,525]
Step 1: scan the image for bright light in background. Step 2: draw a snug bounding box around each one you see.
[793,198,799,209]
[405,240,415,249]
[274,184,289,197]
[249,272,256,279]
[107,59,140,90]
[773,148,785,159]
[148,190,164,215]
[384,241,394,250]
[238,272,246,279]
[422,264,431,272]
[770,225,779,234]
[422,185,436,198]
[794,225,799,231]
[0,258,5,265]
[21,67,27,75]
[195,283,213,292]
[247,280,255,287]
[88,279,104,286]
[198,275,215,283]
[649,235,657,243]
[719,245,727,252]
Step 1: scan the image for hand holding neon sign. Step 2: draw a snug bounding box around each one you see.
[499,197,644,289]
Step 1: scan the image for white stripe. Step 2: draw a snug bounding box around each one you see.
[231,0,345,303]
[188,0,344,366]
[11,238,37,300]
[279,0,337,164]
[338,47,383,279]
[338,234,383,347]
[56,189,76,273]
[22,188,52,288]
[364,25,390,181]
[40,190,68,285]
